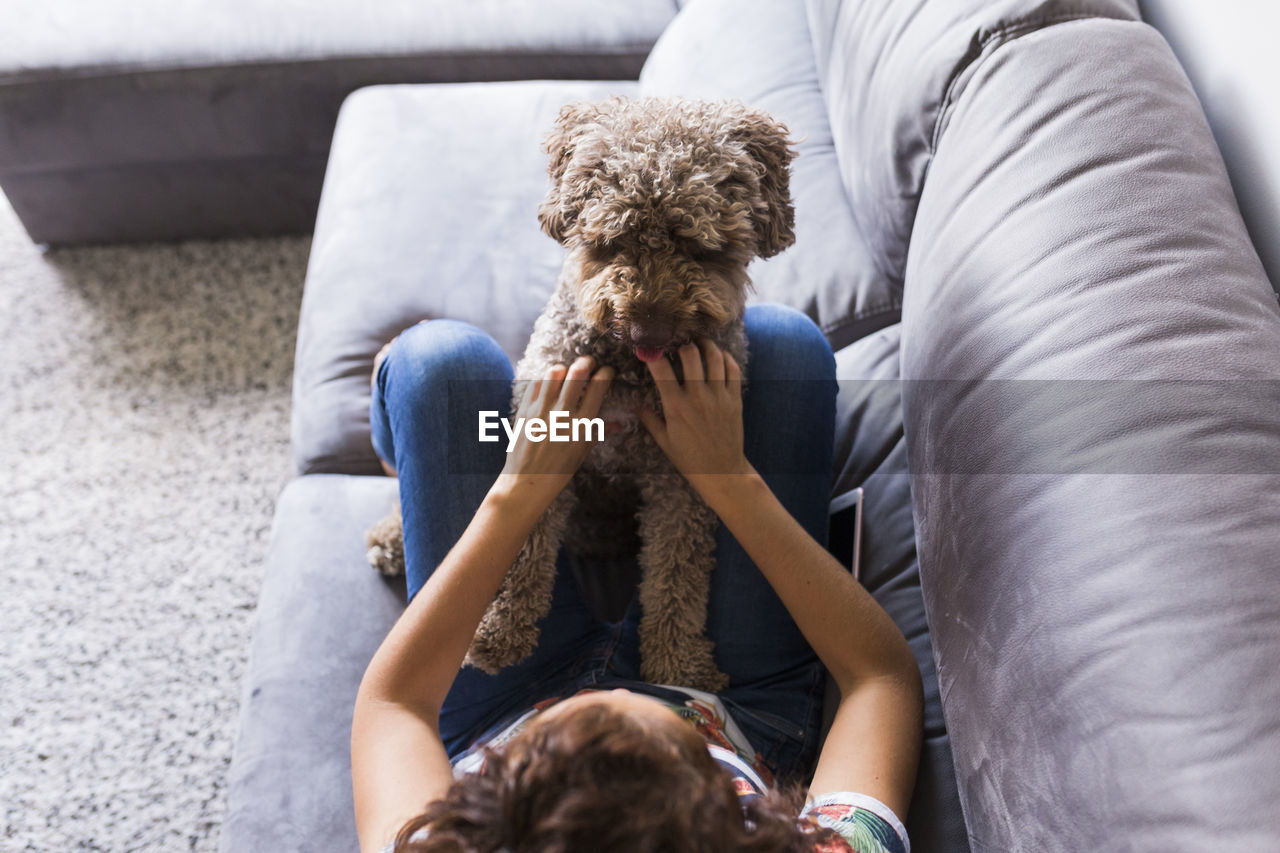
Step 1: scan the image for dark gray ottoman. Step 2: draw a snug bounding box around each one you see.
[0,1,676,245]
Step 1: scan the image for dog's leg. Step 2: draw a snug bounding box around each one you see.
[464,488,574,674]
[636,472,729,692]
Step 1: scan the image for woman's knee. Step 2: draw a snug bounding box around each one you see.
[743,304,834,381]
[381,320,512,414]
[385,319,510,383]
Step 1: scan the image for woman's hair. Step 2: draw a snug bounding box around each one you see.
[393,701,834,853]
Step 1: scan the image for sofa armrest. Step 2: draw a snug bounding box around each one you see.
[902,18,1280,851]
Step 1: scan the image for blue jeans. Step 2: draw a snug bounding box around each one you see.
[370,304,838,780]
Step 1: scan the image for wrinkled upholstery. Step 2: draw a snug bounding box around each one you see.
[902,17,1280,851]
[0,1,675,244]
[830,325,968,852]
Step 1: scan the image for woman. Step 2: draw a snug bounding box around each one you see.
[353,305,923,852]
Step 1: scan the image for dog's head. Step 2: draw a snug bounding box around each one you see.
[538,97,796,362]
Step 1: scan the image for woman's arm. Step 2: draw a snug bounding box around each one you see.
[352,358,613,853]
[636,341,922,819]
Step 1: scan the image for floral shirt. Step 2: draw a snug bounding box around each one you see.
[800,792,910,853]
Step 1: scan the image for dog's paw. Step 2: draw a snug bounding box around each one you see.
[365,543,405,577]
[641,636,729,693]
[363,509,405,577]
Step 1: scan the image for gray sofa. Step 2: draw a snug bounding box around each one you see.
[223,1,1280,851]
[0,0,677,245]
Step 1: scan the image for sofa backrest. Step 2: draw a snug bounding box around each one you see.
[803,0,1139,289]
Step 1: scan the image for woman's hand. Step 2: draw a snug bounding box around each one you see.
[493,356,614,507]
[634,340,753,501]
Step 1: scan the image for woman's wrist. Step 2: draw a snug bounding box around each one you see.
[686,461,766,517]
[485,473,566,523]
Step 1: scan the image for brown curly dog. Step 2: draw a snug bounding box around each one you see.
[365,96,796,691]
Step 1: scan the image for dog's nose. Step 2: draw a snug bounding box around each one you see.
[629,317,674,349]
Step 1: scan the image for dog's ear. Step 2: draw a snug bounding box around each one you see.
[538,99,613,244]
[723,103,798,259]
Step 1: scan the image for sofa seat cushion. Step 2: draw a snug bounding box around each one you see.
[292,80,636,476]
[221,474,401,853]
[639,0,899,349]
[0,1,674,244]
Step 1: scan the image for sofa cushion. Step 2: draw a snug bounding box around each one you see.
[0,1,674,244]
[291,80,636,477]
[901,17,1280,850]
[639,0,899,349]
[803,0,1139,287]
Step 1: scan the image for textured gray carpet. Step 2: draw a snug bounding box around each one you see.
[0,194,309,851]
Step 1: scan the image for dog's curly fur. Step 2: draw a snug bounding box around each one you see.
[364,96,796,691]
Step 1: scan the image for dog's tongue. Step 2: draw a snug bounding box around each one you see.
[635,346,665,363]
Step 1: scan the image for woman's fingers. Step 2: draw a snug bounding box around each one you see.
[646,351,676,382]
[515,373,542,415]
[633,404,670,451]
[698,339,725,384]
[677,342,704,384]
[536,364,568,415]
[646,353,677,410]
[557,355,595,411]
[724,352,742,392]
[577,364,615,419]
